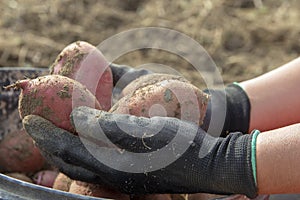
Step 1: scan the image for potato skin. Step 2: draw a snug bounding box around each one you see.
[121,73,189,98]
[0,130,45,173]
[111,74,209,126]
[131,194,172,200]
[33,170,59,188]
[50,41,113,111]
[17,75,102,133]
[69,181,130,200]
[52,173,72,191]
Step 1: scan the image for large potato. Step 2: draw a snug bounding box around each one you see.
[50,41,113,111]
[11,75,102,134]
[111,74,209,126]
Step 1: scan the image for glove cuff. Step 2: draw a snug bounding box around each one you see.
[251,129,260,186]
[210,130,259,198]
[109,63,152,87]
[202,83,251,137]
[225,82,251,134]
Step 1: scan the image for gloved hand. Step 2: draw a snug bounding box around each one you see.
[23,106,258,198]
[109,63,152,96]
[202,83,251,137]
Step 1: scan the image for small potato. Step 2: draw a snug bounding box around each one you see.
[170,194,188,200]
[132,194,172,200]
[52,173,72,191]
[69,181,130,200]
[188,193,226,200]
[0,130,45,173]
[111,74,209,125]
[33,170,59,188]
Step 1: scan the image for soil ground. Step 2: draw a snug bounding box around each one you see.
[0,0,299,87]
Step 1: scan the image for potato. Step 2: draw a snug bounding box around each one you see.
[111,74,209,126]
[50,41,113,111]
[33,170,59,188]
[131,194,172,200]
[188,193,226,200]
[170,194,188,200]
[6,75,101,134]
[121,73,188,98]
[0,130,45,173]
[69,181,130,200]
[52,173,72,191]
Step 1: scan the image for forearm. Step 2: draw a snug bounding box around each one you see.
[256,123,300,194]
[240,57,300,132]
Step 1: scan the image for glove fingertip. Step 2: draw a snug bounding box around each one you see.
[22,115,55,138]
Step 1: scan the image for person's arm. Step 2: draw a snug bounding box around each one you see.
[256,123,300,194]
[240,57,300,132]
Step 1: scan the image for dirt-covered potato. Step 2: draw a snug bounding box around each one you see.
[7,75,101,134]
[0,130,45,173]
[68,181,130,200]
[52,173,72,192]
[50,41,113,111]
[111,73,209,126]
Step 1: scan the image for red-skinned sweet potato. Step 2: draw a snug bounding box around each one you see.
[33,170,59,188]
[68,181,130,200]
[111,74,209,126]
[121,73,189,98]
[131,194,172,200]
[0,130,45,173]
[50,41,113,111]
[7,75,102,134]
[53,173,72,191]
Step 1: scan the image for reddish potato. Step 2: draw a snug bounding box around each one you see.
[6,75,101,133]
[33,170,59,188]
[188,193,226,200]
[50,41,113,111]
[0,130,45,173]
[69,181,130,200]
[121,73,188,98]
[132,194,172,200]
[111,74,209,126]
[170,194,189,200]
[53,173,72,191]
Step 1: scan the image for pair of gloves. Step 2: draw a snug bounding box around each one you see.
[23,64,258,198]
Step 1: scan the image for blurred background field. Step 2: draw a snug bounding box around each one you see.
[0,0,299,85]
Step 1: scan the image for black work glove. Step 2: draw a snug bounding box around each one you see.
[109,63,152,96]
[23,106,258,198]
[202,83,251,137]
